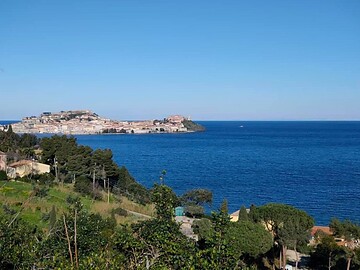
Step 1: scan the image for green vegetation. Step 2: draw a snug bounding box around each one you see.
[0,126,39,159]
[310,219,360,270]
[182,119,205,131]
[0,180,153,228]
[181,188,212,218]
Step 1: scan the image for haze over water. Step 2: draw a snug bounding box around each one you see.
[72,121,360,225]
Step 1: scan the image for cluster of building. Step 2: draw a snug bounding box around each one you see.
[7,110,192,134]
[0,151,50,179]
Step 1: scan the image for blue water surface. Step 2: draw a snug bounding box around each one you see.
[2,120,359,225]
[74,121,360,225]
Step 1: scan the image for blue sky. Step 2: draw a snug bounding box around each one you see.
[0,1,359,120]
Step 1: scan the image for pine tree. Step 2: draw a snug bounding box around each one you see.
[238,205,249,222]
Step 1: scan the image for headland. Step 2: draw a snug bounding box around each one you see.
[0,110,205,134]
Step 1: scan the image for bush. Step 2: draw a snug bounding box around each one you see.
[111,207,128,217]
[184,204,204,218]
[74,176,92,195]
[33,173,55,185]
[74,176,103,200]
[0,170,7,180]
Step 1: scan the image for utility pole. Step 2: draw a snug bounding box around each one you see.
[107,178,110,204]
[102,165,106,190]
[54,156,59,184]
[92,163,96,191]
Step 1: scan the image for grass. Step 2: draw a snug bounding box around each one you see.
[0,180,154,229]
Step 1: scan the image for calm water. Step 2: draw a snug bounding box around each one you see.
[2,121,360,225]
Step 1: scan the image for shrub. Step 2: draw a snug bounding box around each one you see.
[74,176,92,195]
[74,176,103,200]
[111,207,128,217]
[0,170,7,180]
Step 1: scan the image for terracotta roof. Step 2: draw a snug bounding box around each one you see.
[9,160,33,168]
[311,226,332,236]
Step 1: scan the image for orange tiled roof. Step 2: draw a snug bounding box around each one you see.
[311,226,332,236]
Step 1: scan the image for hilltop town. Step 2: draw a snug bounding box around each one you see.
[1,110,205,134]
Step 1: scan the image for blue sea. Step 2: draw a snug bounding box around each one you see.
[2,120,360,225]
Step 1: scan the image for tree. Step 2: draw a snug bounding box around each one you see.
[254,203,314,269]
[115,166,150,204]
[181,189,213,206]
[151,183,178,220]
[185,204,205,218]
[0,213,39,269]
[130,183,195,269]
[310,234,344,270]
[181,188,212,218]
[225,220,273,266]
[330,219,360,270]
[192,218,213,242]
[238,205,249,222]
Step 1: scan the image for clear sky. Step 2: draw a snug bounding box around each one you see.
[0,1,359,120]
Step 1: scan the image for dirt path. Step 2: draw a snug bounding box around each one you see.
[126,209,152,219]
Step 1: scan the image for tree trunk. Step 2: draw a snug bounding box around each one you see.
[107,178,110,204]
[63,215,73,267]
[279,250,282,269]
[74,210,79,269]
[346,257,351,270]
[92,167,96,191]
[282,245,287,269]
[328,251,332,270]
[294,243,299,270]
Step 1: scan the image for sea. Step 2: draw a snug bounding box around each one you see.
[2,120,360,225]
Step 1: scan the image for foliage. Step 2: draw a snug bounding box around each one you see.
[182,119,206,131]
[151,183,178,220]
[181,188,212,218]
[225,220,273,263]
[238,205,249,222]
[111,207,128,217]
[0,127,39,153]
[0,214,39,269]
[330,218,360,240]
[253,203,314,267]
[192,218,213,241]
[310,234,346,270]
[131,218,195,269]
[33,172,55,185]
[181,188,213,206]
[40,135,148,204]
[185,204,205,218]
[115,166,150,204]
[0,170,7,180]
[329,219,360,270]
[74,175,93,196]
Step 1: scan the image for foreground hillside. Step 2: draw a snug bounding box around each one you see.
[0,180,154,229]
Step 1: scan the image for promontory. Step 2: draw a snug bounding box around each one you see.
[1,110,205,135]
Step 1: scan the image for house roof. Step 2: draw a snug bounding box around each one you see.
[0,151,6,155]
[311,226,332,236]
[9,160,33,168]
